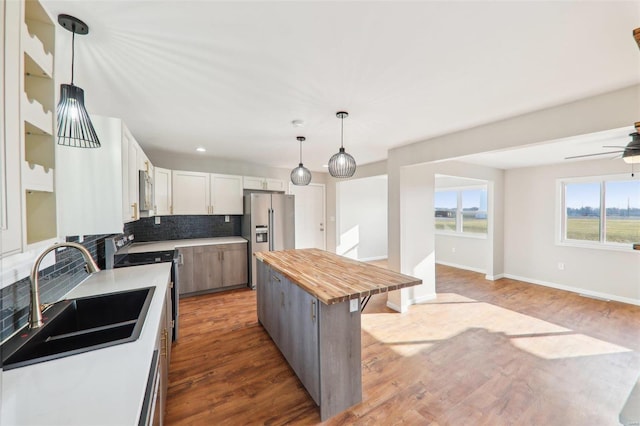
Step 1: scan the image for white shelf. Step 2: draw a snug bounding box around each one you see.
[23,161,54,192]
[21,92,52,135]
[21,21,53,78]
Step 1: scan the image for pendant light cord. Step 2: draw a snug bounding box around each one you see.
[340,116,344,149]
[299,140,303,163]
[70,28,76,85]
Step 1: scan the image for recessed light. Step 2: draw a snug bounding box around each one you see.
[196,147,206,152]
[292,119,305,128]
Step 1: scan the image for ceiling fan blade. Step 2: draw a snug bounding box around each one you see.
[565,151,623,160]
[603,145,640,150]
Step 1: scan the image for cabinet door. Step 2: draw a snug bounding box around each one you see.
[177,247,194,295]
[288,283,320,404]
[256,259,268,327]
[1,1,23,255]
[220,243,248,287]
[191,245,222,292]
[172,170,210,215]
[127,129,140,220]
[154,167,172,215]
[266,179,285,192]
[243,176,264,190]
[210,174,243,215]
[267,269,283,345]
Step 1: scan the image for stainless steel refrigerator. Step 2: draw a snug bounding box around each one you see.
[243,192,295,288]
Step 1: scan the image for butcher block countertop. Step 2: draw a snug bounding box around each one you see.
[255,249,422,305]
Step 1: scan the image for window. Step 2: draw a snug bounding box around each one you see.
[562,176,640,246]
[435,187,488,235]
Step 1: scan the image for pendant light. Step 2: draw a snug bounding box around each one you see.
[291,136,312,186]
[328,111,356,178]
[56,14,100,148]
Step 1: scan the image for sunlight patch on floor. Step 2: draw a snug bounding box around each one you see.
[361,292,633,359]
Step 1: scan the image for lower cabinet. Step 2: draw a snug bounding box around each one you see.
[178,243,248,296]
[142,284,173,426]
[267,270,320,403]
[256,259,361,421]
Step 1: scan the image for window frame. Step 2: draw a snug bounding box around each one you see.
[434,184,488,239]
[557,173,640,251]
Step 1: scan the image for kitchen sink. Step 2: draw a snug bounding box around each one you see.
[2,287,155,370]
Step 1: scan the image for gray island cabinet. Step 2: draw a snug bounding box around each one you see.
[255,249,422,421]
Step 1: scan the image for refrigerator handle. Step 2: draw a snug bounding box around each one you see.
[268,208,274,251]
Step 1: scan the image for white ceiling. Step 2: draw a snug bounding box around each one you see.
[42,1,640,172]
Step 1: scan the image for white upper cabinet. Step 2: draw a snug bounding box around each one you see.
[58,116,124,236]
[243,176,285,192]
[172,170,210,215]
[154,167,172,215]
[211,174,243,215]
[172,172,242,215]
[57,115,152,235]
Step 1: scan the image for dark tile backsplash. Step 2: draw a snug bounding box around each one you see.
[1,215,240,343]
[130,215,241,242]
[0,234,110,342]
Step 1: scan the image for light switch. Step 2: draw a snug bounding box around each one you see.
[225,215,230,222]
[349,299,358,312]
[155,216,161,225]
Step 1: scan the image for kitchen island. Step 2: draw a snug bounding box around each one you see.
[255,249,421,421]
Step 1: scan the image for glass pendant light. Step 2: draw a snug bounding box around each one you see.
[56,14,100,148]
[328,111,356,178]
[291,136,312,186]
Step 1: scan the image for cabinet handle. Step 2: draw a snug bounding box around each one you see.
[131,203,138,219]
[160,329,167,357]
[311,300,316,322]
[281,292,284,307]
[170,205,173,214]
[144,160,149,173]
[178,253,184,265]
[221,251,224,261]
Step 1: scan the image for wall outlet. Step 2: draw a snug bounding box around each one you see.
[349,299,359,312]
[557,262,565,271]
[155,216,161,225]
[225,215,230,223]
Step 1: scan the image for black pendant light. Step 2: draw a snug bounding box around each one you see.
[56,14,100,148]
[328,111,356,178]
[291,136,312,186]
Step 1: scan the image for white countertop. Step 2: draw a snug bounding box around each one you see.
[0,263,172,426]
[120,236,247,254]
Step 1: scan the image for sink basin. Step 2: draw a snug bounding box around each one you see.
[2,287,155,370]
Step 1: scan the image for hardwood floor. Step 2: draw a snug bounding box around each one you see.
[166,264,640,425]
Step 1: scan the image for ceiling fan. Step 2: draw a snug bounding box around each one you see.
[564,122,640,163]
[565,29,640,165]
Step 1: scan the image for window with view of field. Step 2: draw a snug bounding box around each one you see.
[563,178,640,245]
[435,187,487,235]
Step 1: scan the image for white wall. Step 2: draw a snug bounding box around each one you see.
[435,235,488,273]
[504,159,640,303]
[337,175,388,261]
[388,85,639,311]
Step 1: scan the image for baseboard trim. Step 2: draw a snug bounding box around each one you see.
[386,300,407,313]
[502,273,640,307]
[485,273,505,281]
[411,293,437,304]
[358,255,388,262]
[436,260,486,275]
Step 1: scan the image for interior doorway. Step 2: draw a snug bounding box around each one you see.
[289,183,326,250]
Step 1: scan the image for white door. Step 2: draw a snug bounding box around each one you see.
[289,183,325,250]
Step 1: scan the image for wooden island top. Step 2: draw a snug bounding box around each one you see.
[255,248,422,305]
